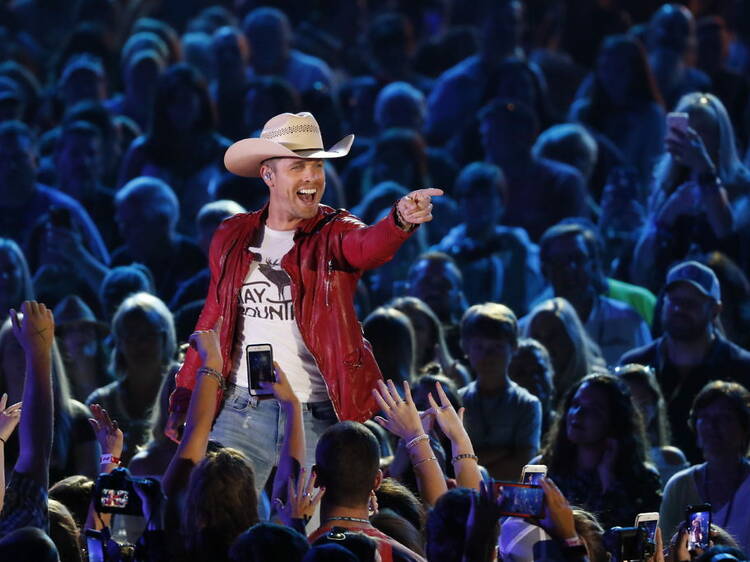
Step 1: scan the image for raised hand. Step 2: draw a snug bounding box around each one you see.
[397,188,444,226]
[666,126,715,174]
[88,403,124,458]
[426,381,467,444]
[260,362,298,406]
[9,301,55,354]
[538,477,576,541]
[273,467,325,526]
[373,380,424,441]
[0,393,21,443]
[188,317,223,368]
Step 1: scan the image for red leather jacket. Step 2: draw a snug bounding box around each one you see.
[169,203,413,422]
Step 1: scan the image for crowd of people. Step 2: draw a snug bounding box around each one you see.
[2,0,750,561]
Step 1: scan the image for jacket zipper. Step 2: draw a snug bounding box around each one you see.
[324,259,333,307]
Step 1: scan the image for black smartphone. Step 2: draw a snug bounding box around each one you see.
[493,481,544,518]
[246,343,275,395]
[686,504,711,551]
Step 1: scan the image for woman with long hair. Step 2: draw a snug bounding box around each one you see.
[571,35,665,183]
[633,92,746,291]
[660,381,750,553]
[522,297,605,401]
[615,363,688,485]
[86,292,178,463]
[117,63,231,235]
[389,296,470,388]
[539,373,662,528]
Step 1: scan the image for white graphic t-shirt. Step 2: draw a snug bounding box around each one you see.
[230,225,328,402]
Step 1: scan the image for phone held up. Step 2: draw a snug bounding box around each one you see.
[246,343,276,395]
[686,503,712,551]
[493,481,545,519]
[521,464,547,486]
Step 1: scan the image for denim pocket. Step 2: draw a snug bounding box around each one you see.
[227,389,251,412]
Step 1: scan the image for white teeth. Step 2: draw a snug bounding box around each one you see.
[298,189,316,195]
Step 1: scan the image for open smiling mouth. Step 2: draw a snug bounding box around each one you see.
[297,188,316,204]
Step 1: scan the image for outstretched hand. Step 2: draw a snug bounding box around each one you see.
[9,301,55,354]
[426,381,467,444]
[397,188,444,225]
[273,467,325,526]
[538,477,576,541]
[188,316,223,368]
[373,379,424,441]
[88,403,124,458]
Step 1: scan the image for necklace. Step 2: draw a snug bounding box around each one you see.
[323,516,371,525]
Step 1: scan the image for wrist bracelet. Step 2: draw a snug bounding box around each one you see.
[412,456,437,469]
[394,202,416,232]
[451,453,478,464]
[564,536,584,548]
[100,454,121,465]
[197,366,225,390]
[405,434,429,449]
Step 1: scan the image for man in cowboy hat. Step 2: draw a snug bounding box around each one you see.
[166,112,442,493]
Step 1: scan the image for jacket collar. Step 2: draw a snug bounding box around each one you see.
[249,201,340,239]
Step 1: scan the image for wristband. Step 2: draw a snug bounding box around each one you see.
[451,453,478,464]
[405,434,429,449]
[100,454,121,465]
[197,366,225,390]
[393,202,416,232]
[564,536,584,548]
[412,456,437,469]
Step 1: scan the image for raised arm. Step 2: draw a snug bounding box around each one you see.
[162,324,223,497]
[428,382,481,491]
[341,189,443,271]
[85,404,124,531]
[9,301,55,488]
[373,379,448,506]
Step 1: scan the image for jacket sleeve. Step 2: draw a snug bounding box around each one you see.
[168,226,226,415]
[340,205,414,271]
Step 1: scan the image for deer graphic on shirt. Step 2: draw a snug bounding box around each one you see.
[258,258,292,301]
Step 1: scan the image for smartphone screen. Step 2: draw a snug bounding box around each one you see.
[86,532,105,562]
[521,465,547,486]
[246,345,274,391]
[637,519,658,542]
[687,509,711,550]
[100,488,129,510]
[493,482,544,518]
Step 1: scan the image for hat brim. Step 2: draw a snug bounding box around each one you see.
[665,279,718,301]
[224,134,354,178]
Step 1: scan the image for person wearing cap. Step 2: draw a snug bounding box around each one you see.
[166,112,442,493]
[620,260,750,463]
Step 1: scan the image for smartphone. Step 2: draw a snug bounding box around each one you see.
[666,112,689,137]
[635,512,659,543]
[520,464,547,486]
[493,481,544,518]
[85,530,106,562]
[246,343,275,395]
[686,504,712,551]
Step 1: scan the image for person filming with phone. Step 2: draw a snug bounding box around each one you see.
[164,112,442,494]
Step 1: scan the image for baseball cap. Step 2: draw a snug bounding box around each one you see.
[665,260,721,302]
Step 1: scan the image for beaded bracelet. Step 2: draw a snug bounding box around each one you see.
[100,454,121,465]
[405,434,429,449]
[198,366,225,390]
[412,456,437,469]
[451,453,478,464]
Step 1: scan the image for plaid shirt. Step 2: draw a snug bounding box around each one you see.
[0,471,48,538]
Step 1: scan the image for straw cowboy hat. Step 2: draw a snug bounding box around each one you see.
[224,112,354,178]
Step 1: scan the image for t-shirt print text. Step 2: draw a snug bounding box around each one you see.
[238,258,295,321]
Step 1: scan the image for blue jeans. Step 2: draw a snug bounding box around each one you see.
[210,384,337,494]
